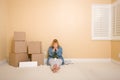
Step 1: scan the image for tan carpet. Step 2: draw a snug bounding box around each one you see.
[0,62,120,80]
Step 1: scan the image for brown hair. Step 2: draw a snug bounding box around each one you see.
[51,39,60,48]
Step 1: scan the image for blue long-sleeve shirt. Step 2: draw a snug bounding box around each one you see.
[47,47,64,65]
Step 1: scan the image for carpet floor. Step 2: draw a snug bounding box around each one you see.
[0,62,120,80]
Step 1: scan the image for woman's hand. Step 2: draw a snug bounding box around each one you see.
[53,48,58,52]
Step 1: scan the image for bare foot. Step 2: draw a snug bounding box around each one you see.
[51,64,60,73]
[51,64,56,72]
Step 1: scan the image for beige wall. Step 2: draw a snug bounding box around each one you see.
[0,0,8,60]
[111,0,117,3]
[6,0,113,59]
[111,41,120,61]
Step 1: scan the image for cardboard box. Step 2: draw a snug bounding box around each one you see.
[28,41,42,54]
[12,41,27,53]
[14,32,26,41]
[31,54,44,65]
[9,53,29,67]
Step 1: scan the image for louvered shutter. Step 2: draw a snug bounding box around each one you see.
[112,5,116,36]
[115,4,120,36]
[92,5,111,40]
[112,2,120,40]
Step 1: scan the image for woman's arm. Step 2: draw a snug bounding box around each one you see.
[48,47,54,57]
[56,47,63,57]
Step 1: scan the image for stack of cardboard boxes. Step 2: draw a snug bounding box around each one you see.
[28,41,44,65]
[9,32,29,67]
[9,32,44,67]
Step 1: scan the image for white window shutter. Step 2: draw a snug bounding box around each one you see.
[112,6,116,36]
[112,2,120,40]
[92,5,111,40]
[115,4,120,36]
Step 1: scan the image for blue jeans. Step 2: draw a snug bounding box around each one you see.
[47,57,64,65]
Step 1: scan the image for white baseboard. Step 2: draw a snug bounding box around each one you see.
[111,59,120,64]
[64,58,111,63]
[0,59,7,65]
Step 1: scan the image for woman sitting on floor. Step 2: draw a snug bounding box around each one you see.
[47,39,64,73]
